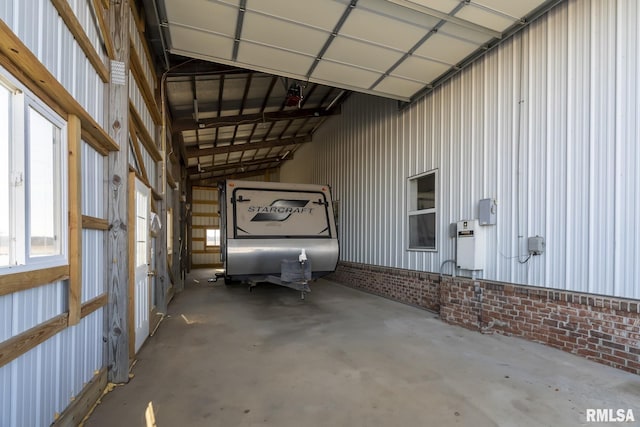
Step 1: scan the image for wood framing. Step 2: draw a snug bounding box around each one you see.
[0,313,69,368]
[80,128,110,156]
[0,265,70,297]
[82,215,109,230]
[130,101,162,161]
[68,114,83,326]
[92,0,115,59]
[50,0,109,83]
[128,1,157,85]
[106,0,131,384]
[0,20,118,153]
[81,294,109,319]
[191,200,219,205]
[130,45,161,125]
[128,116,150,183]
[53,368,107,427]
[0,297,110,373]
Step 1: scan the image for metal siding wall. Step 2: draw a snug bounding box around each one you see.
[614,0,640,298]
[0,309,104,427]
[11,282,66,336]
[0,6,108,422]
[81,142,105,218]
[129,71,155,141]
[3,0,105,127]
[140,145,158,190]
[81,141,106,303]
[82,229,104,302]
[302,0,639,299]
[129,13,156,93]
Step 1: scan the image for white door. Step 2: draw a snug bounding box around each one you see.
[134,178,150,353]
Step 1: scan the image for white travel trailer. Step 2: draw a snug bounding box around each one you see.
[218,180,339,297]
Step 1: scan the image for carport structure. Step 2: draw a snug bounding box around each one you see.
[0,0,639,426]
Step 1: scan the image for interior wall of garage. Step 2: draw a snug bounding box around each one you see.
[282,0,640,300]
[0,1,109,425]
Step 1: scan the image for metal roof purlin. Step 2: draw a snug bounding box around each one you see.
[231,0,247,61]
[369,1,466,91]
[305,0,358,80]
[382,0,502,39]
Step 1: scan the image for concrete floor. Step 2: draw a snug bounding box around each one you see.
[86,270,640,427]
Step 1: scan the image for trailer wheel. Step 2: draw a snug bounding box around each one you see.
[224,276,234,286]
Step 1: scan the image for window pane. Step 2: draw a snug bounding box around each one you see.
[29,108,60,257]
[0,86,10,266]
[409,213,436,249]
[206,229,220,246]
[417,173,435,210]
[136,191,147,267]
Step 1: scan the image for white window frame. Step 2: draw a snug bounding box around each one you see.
[206,228,220,247]
[0,68,68,274]
[407,169,437,251]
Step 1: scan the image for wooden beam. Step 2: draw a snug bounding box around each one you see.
[0,21,117,152]
[130,42,161,125]
[106,0,131,384]
[0,313,69,368]
[128,1,146,40]
[0,265,70,297]
[167,168,177,189]
[51,0,109,83]
[82,215,109,230]
[130,101,162,161]
[128,116,150,184]
[53,368,107,427]
[92,0,115,59]
[80,128,110,156]
[68,114,82,326]
[81,294,108,319]
[190,200,218,205]
[173,107,340,133]
[186,136,310,158]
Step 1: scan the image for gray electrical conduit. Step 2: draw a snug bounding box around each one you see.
[439,259,456,278]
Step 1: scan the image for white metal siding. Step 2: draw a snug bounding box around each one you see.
[0,0,105,127]
[9,282,66,337]
[0,309,104,427]
[291,0,640,299]
[82,229,105,302]
[81,141,105,218]
[140,143,158,191]
[129,13,156,95]
[129,70,156,140]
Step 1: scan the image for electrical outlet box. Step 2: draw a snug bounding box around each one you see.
[456,219,485,270]
[528,236,545,255]
[478,198,497,225]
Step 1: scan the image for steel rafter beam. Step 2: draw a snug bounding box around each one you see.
[186,135,311,158]
[174,107,340,133]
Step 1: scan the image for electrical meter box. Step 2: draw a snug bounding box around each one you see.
[478,198,497,225]
[456,219,485,270]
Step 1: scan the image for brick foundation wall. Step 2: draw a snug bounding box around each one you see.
[328,261,640,375]
[328,261,440,312]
